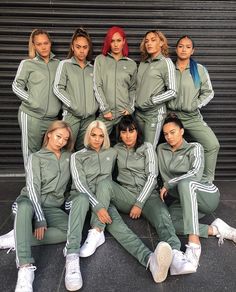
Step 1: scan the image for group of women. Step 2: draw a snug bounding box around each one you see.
[0,26,235,292]
[11,26,219,182]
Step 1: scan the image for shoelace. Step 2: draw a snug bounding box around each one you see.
[146,255,151,270]
[216,227,236,246]
[174,250,186,261]
[185,245,200,267]
[67,256,80,275]
[7,246,15,254]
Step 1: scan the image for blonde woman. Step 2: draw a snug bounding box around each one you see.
[12,29,61,168]
[71,120,173,284]
[0,121,90,291]
[135,30,177,149]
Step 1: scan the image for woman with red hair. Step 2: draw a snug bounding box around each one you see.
[94,26,137,135]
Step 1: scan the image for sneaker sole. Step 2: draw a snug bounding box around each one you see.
[153,242,173,283]
[170,265,196,275]
[65,279,83,291]
[79,236,105,258]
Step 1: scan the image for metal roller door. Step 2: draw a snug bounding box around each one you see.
[0,0,235,179]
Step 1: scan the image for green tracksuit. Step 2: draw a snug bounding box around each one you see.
[70,147,156,267]
[135,54,177,148]
[14,149,88,267]
[94,53,137,133]
[167,62,220,182]
[94,142,181,253]
[12,53,61,168]
[54,57,98,150]
[157,140,220,238]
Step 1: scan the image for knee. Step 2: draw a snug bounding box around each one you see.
[71,193,90,209]
[204,137,220,152]
[177,179,192,192]
[97,178,113,193]
[16,197,33,213]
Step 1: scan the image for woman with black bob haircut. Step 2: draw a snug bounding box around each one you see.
[117,114,143,149]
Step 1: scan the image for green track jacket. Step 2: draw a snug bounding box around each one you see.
[17,148,71,228]
[53,57,98,118]
[12,53,61,119]
[114,142,158,209]
[70,147,117,212]
[135,54,176,113]
[93,53,137,117]
[157,139,206,191]
[168,62,214,112]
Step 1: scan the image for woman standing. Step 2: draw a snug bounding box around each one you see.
[54,28,98,150]
[157,113,236,271]
[71,120,173,284]
[12,29,61,168]
[167,35,220,182]
[94,26,137,134]
[135,30,176,149]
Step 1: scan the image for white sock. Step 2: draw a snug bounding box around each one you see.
[188,242,201,250]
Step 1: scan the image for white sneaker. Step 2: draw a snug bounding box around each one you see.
[79,229,105,257]
[211,218,236,246]
[185,244,201,270]
[0,229,15,251]
[65,253,82,291]
[15,265,36,292]
[170,249,196,275]
[147,241,172,283]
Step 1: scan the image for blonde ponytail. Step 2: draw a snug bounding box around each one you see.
[28,29,37,59]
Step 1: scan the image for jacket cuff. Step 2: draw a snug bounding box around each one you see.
[34,219,47,229]
[134,200,144,209]
[92,202,104,213]
[164,181,172,190]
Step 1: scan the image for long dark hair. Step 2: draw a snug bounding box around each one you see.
[117,115,143,149]
[176,35,200,88]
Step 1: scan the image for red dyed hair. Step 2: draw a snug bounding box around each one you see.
[102,26,129,57]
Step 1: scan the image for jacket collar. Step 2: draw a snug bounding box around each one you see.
[145,53,163,63]
[107,52,129,61]
[35,52,56,62]
[71,56,91,67]
[161,139,189,152]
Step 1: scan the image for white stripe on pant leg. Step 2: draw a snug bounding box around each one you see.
[21,111,29,169]
[64,200,73,256]
[14,203,20,268]
[189,181,218,235]
[153,107,165,149]
[189,181,199,235]
[153,122,162,149]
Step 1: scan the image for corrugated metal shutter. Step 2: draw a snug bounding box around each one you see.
[0,0,235,179]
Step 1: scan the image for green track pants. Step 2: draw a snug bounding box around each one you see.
[18,109,55,169]
[173,111,220,182]
[63,111,95,151]
[14,193,89,267]
[93,179,181,251]
[168,179,220,237]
